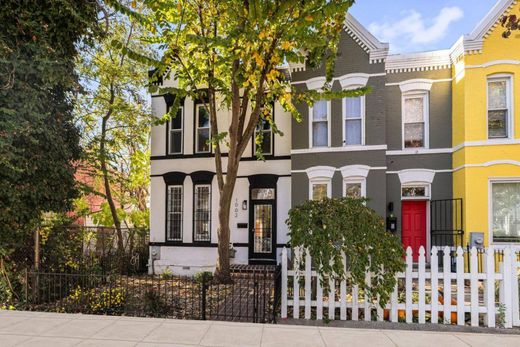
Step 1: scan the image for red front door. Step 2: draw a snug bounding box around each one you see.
[401,200,427,261]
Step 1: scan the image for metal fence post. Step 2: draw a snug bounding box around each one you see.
[201,276,208,320]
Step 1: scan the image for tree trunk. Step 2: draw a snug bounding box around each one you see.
[100,114,124,253]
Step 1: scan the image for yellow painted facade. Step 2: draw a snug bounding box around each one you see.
[452,1,520,246]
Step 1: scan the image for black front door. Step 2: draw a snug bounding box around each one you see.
[249,188,276,264]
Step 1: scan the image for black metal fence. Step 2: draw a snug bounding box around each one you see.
[22,265,281,324]
[38,226,149,275]
[430,198,464,248]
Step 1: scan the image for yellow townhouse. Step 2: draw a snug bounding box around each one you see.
[452,0,520,247]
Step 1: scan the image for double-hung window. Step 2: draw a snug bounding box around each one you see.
[255,118,273,155]
[196,105,211,153]
[488,76,512,139]
[344,179,366,198]
[310,100,329,147]
[491,181,520,243]
[168,107,183,154]
[311,181,330,200]
[343,96,364,145]
[166,186,183,242]
[193,184,211,242]
[403,93,428,148]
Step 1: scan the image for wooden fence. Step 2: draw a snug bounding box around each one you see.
[281,246,520,328]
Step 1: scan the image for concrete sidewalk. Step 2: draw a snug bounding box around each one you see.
[1,311,520,347]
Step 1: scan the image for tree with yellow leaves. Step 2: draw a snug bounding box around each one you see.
[112,0,368,282]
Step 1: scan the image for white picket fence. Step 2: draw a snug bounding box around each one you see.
[281,246,520,328]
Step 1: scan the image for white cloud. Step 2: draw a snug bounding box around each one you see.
[368,7,464,52]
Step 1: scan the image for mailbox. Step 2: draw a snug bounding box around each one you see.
[387,215,397,232]
[386,202,397,232]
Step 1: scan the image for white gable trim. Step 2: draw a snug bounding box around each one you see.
[463,0,518,54]
[344,13,389,64]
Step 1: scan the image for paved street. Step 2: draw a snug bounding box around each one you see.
[1,310,520,346]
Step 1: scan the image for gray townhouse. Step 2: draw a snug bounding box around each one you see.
[149,13,462,274]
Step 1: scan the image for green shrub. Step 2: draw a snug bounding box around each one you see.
[63,286,126,314]
[287,197,405,307]
[194,271,213,284]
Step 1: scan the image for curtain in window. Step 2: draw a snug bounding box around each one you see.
[404,97,425,148]
[194,185,211,242]
[312,101,328,147]
[345,97,362,145]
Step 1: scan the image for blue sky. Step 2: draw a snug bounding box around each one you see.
[349,0,498,53]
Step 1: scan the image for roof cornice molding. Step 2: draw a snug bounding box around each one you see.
[344,13,389,64]
[463,0,518,55]
[385,50,451,74]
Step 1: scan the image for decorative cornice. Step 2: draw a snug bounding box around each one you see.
[344,13,389,64]
[385,50,451,74]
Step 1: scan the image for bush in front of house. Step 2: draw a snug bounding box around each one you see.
[287,197,405,307]
[62,286,126,315]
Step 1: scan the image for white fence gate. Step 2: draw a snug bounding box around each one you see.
[281,246,520,328]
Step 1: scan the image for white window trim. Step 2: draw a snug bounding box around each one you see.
[402,91,429,150]
[342,94,365,146]
[195,104,211,154]
[309,179,332,200]
[166,185,183,242]
[487,74,514,140]
[488,178,520,245]
[168,106,184,155]
[343,177,366,198]
[306,166,335,200]
[309,100,331,148]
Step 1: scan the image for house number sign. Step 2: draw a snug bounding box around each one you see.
[234,198,239,218]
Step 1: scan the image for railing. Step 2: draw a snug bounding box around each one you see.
[22,266,281,324]
[281,246,520,328]
[430,199,464,248]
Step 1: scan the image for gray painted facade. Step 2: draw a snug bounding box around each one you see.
[289,24,455,241]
